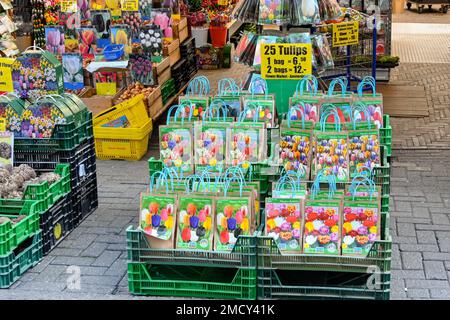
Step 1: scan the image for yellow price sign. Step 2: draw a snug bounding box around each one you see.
[0,58,14,93]
[121,0,138,11]
[332,21,359,47]
[261,44,312,80]
[60,0,77,13]
[0,118,5,132]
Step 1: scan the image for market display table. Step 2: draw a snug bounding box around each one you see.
[407,0,450,13]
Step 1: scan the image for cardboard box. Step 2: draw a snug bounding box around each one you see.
[79,87,114,116]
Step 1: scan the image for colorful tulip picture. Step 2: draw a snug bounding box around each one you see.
[140,195,176,241]
[348,132,380,177]
[45,26,65,55]
[279,131,311,179]
[313,134,349,182]
[242,99,275,128]
[176,198,213,250]
[215,199,251,251]
[77,27,98,56]
[303,201,341,255]
[342,203,379,256]
[159,127,193,173]
[227,128,262,166]
[62,53,84,90]
[265,199,302,252]
[194,124,227,174]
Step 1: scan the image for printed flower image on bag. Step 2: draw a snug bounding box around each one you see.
[176,197,214,250]
[45,26,65,55]
[215,198,251,251]
[77,27,98,56]
[159,127,193,173]
[342,202,379,256]
[279,130,311,178]
[19,103,67,138]
[111,25,132,55]
[62,53,84,90]
[290,99,319,122]
[265,198,302,253]
[348,131,380,177]
[178,97,210,119]
[194,124,227,173]
[242,99,275,128]
[354,103,383,129]
[303,200,341,255]
[228,128,260,165]
[0,100,24,133]
[140,195,176,241]
[313,134,349,182]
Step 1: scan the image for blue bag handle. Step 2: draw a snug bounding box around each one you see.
[351,101,372,130]
[203,101,227,123]
[249,75,268,100]
[357,76,377,97]
[349,175,376,200]
[224,174,245,197]
[319,106,341,132]
[310,170,336,200]
[166,104,181,125]
[327,77,348,97]
[149,170,173,194]
[294,75,318,97]
[218,78,240,96]
[287,104,306,129]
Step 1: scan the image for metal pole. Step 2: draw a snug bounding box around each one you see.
[372,16,377,81]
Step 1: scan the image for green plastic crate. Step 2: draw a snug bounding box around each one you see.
[257,268,390,300]
[22,164,71,208]
[380,115,392,157]
[0,231,43,288]
[128,263,257,299]
[126,227,257,299]
[0,200,41,256]
[381,195,390,213]
[148,157,164,179]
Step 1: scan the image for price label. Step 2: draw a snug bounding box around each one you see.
[121,0,138,11]
[0,58,13,93]
[332,21,359,47]
[261,44,312,80]
[0,118,5,132]
[60,0,77,13]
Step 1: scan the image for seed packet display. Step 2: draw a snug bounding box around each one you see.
[258,0,289,25]
[215,197,252,251]
[242,99,276,128]
[59,10,81,53]
[110,25,132,55]
[129,54,154,85]
[265,198,303,253]
[312,132,349,182]
[77,27,98,55]
[139,25,164,59]
[303,199,341,255]
[45,26,65,55]
[342,201,380,256]
[62,53,84,90]
[151,8,172,39]
[90,10,112,48]
[159,125,194,174]
[176,196,214,250]
[122,11,142,43]
[311,34,334,70]
[178,96,210,119]
[279,127,312,179]
[194,123,228,174]
[139,193,177,248]
[348,130,380,178]
[227,123,266,166]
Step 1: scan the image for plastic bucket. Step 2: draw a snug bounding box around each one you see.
[191,27,209,48]
[209,26,227,48]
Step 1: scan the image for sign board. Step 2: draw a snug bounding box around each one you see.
[0,57,13,93]
[332,21,359,47]
[121,0,138,11]
[261,44,312,80]
[60,0,77,13]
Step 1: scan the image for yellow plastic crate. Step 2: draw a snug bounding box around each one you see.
[94,119,153,161]
[93,94,149,128]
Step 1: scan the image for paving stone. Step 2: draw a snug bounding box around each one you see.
[51,256,96,266]
[107,243,126,251]
[431,214,450,224]
[401,252,423,270]
[430,289,450,299]
[79,275,122,286]
[79,266,107,276]
[390,279,407,300]
[416,230,437,244]
[412,207,430,218]
[424,261,448,280]
[16,281,67,292]
[437,240,450,252]
[392,270,426,280]
[392,244,402,270]
[65,284,115,295]
[397,223,416,237]
[405,279,450,289]
[396,202,412,212]
[48,248,83,257]
[423,252,450,261]
[81,242,109,258]
[92,250,122,267]
[96,234,126,244]
[29,256,56,273]
[33,265,68,282]
[104,259,128,276]
[400,244,440,252]
[406,289,430,299]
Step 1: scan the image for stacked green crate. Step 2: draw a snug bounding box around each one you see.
[380,114,392,158]
[127,227,257,299]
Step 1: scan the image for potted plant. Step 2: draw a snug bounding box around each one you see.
[209,13,229,48]
[189,10,209,48]
[377,55,400,68]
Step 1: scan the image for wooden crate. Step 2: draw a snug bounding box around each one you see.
[153,57,171,85]
[163,39,181,67]
[148,93,164,119]
[79,87,114,116]
[173,17,189,43]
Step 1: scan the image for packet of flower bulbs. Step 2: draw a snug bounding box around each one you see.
[179,97,210,120]
[110,25,132,57]
[159,124,194,175]
[227,122,267,166]
[312,109,349,183]
[214,197,253,251]
[241,99,276,128]
[194,122,229,175]
[303,198,342,255]
[289,76,323,123]
[0,131,13,170]
[139,25,164,61]
[214,78,244,118]
[342,200,381,256]
[176,195,215,250]
[353,77,384,129]
[311,34,334,71]
[62,53,84,90]
[258,0,290,25]
[220,184,258,229]
[321,78,354,124]
[0,95,26,133]
[347,129,380,178]
[265,198,303,253]
[139,193,177,249]
[77,27,99,56]
[129,54,154,85]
